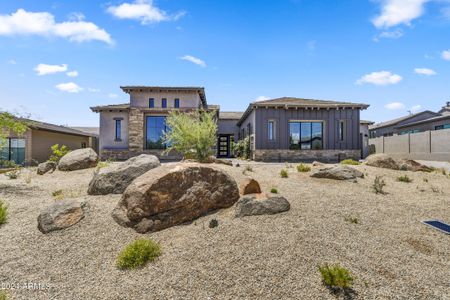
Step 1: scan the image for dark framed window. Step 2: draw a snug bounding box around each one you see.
[338,121,345,141]
[149,98,155,108]
[174,98,180,108]
[161,98,167,108]
[268,120,275,140]
[146,116,167,149]
[81,142,87,148]
[115,119,122,141]
[289,122,323,150]
[0,138,25,165]
[435,124,450,130]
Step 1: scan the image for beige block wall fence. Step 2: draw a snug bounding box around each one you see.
[369,128,450,161]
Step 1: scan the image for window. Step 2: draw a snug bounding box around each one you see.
[149,98,155,108]
[435,124,450,130]
[146,116,167,149]
[115,119,122,141]
[268,120,275,140]
[400,129,420,135]
[0,138,25,165]
[174,98,180,108]
[338,121,345,141]
[289,122,323,150]
[161,98,167,108]
[81,142,87,148]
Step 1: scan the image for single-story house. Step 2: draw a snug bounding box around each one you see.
[1,119,98,165]
[92,86,369,162]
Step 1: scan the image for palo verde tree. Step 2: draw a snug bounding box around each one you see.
[164,110,217,162]
[0,112,28,145]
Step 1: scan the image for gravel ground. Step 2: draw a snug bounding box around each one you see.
[0,162,449,300]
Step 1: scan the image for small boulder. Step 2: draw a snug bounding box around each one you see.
[58,148,98,171]
[239,178,262,195]
[398,160,433,172]
[112,163,240,233]
[312,161,324,167]
[235,196,290,217]
[37,161,57,175]
[365,154,399,170]
[37,200,88,233]
[310,165,364,180]
[87,154,161,195]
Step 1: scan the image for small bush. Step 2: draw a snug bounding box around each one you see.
[5,168,20,179]
[233,136,251,159]
[0,200,8,226]
[49,144,70,162]
[431,186,442,193]
[423,178,428,183]
[270,187,278,194]
[397,175,412,183]
[372,176,386,194]
[116,239,162,270]
[280,169,288,178]
[0,160,17,168]
[0,290,7,300]
[340,159,360,165]
[297,163,311,172]
[52,189,64,200]
[244,165,253,172]
[318,264,354,289]
[209,219,218,228]
[345,216,359,224]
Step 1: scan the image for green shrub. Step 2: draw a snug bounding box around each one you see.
[0,200,8,226]
[49,144,70,162]
[233,136,251,159]
[209,219,218,228]
[117,239,162,270]
[318,264,354,289]
[397,175,412,183]
[340,159,360,165]
[5,168,20,179]
[0,160,17,168]
[280,169,288,178]
[344,216,359,224]
[297,163,311,172]
[270,187,278,194]
[0,290,7,300]
[372,176,386,194]
[52,189,64,200]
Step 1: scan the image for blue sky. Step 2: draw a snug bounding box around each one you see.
[0,0,449,126]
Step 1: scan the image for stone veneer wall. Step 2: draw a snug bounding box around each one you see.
[253,149,361,163]
[128,108,144,152]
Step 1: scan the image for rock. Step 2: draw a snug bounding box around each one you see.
[398,160,433,172]
[87,154,161,195]
[239,178,262,195]
[312,161,324,167]
[112,163,240,233]
[37,161,57,175]
[37,200,88,233]
[58,148,98,171]
[235,196,290,217]
[211,157,233,166]
[310,165,364,180]
[365,154,399,170]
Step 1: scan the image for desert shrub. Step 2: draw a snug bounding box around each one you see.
[372,176,386,194]
[0,290,6,300]
[244,165,253,172]
[164,110,217,162]
[423,178,428,183]
[340,159,360,165]
[270,187,278,194]
[52,189,64,200]
[345,216,359,224]
[233,136,251,159]
[0,160,17,168]
[209,219,218,228]
[431,186,442,193]
[5,168,20,179]
[0,200,8,226]
[297,163,311,172]
[318,264,354,289]
[397,175,412,183]
[49,144,70,162]
[116,239,162,270]
[280,169,288,178]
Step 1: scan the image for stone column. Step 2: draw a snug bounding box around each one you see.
[128,108,144,153]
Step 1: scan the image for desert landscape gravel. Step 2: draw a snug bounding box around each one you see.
[0,161,449,299]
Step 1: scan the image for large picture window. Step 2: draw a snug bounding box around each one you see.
[0,138,25,165]
[146,116,167,149]
[289,122,323,150]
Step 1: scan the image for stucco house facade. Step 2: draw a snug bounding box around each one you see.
[92,86,369,162]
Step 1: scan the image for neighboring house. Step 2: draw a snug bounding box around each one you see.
[1,119,98,165]
[92,87,369,162]
[360,120,374,158]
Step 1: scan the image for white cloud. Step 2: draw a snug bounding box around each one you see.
[385,102,405,110]
[107,0,185,25]
[372,0,430,28]
[88,87,101,93]
[108,93,119,98]
[414,68,436,76]
[0,9,113,44]
[374,29,404,41]
[180,55,206,67]
[254,96,271,102]
[66,70,79,77]
[442,49,450,61]
[410,104,422,113]
[34,63,67,75]
[55,82,83,93]
[356,71,402,86]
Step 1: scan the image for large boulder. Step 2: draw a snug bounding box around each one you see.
[239,178,262,195]
[87,154,161,195]
[112,163,240,233]
[310,165,364,180]
[37,161,57,175]
[235,196,290,217]
[37,200,88,233]
[58,148,98,171]
[365,154,399,170]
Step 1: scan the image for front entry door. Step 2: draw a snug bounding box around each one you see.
[217,135,230,158]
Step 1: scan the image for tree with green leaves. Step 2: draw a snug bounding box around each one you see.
[0,112,28,145]
[164,110,217,162]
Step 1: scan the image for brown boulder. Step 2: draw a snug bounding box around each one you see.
[239,178,262,195]
[398,160,433,172]
[112,163,240,233]
[365,154,399,170]
[37,200,88,233]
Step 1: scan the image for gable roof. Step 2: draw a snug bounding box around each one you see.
[219,111,243,120]
[120,86,207,107]
[23,119,98,137]
[369,110,440,130]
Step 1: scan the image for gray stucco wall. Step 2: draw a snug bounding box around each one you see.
[254,108,361,150]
